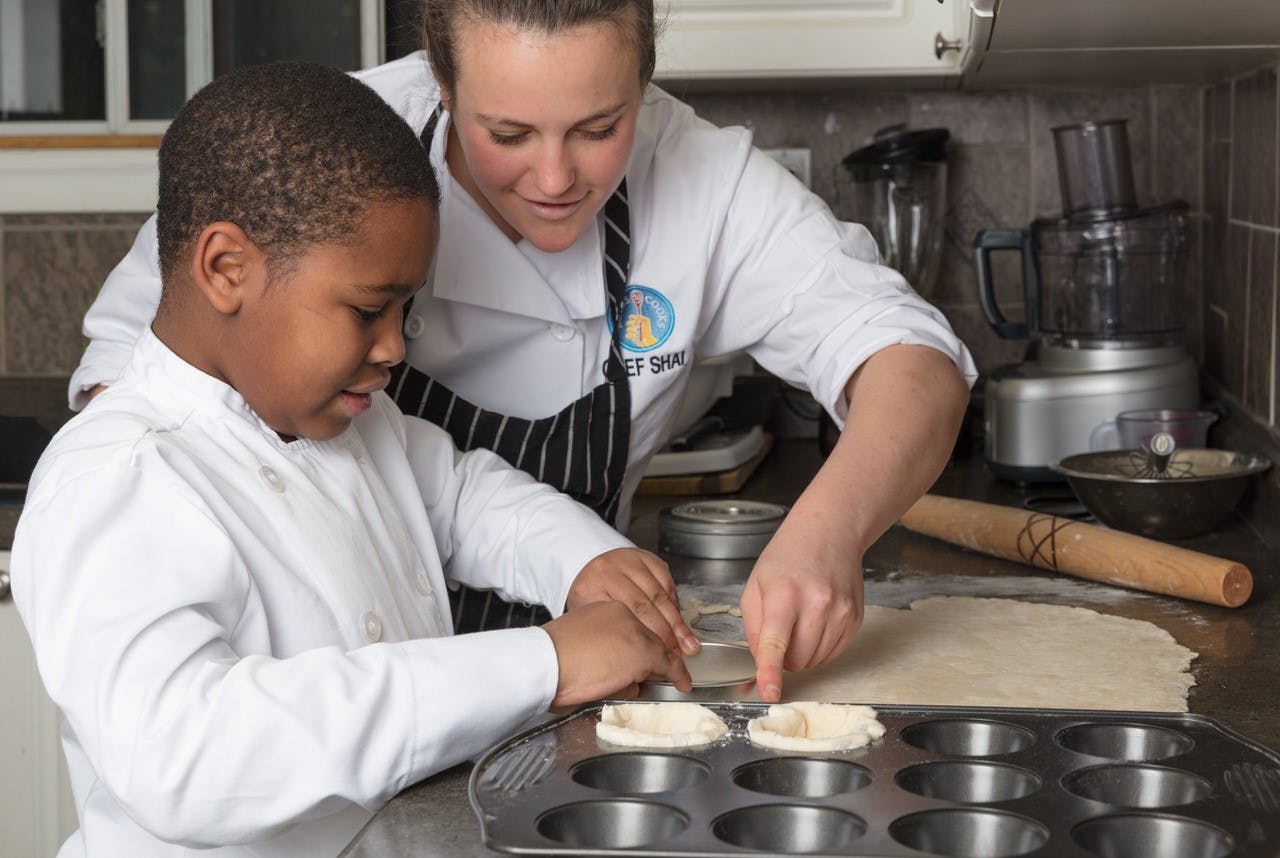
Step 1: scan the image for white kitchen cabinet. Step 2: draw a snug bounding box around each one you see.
[1,552,77,857]
[655,0,979,82]
[967,0,1280,86]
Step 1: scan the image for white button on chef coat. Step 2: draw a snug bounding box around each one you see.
[68,50,977,531]
[403,314,426,339]
[258,464,284,492]
[549,323,576,341]
[413,570,433,597]
[14,329,632,858]
[361,611,383,643]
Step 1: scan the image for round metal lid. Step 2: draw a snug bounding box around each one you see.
[660,500,790,535]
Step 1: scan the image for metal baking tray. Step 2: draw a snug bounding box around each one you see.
[469,701,1280,857]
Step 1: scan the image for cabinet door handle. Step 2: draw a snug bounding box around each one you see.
[970,0,997,17]
[0,570,9,602]
[935,32,963,59]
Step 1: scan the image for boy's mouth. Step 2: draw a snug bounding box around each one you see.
[340,390,373,418]
[339,376,388,418]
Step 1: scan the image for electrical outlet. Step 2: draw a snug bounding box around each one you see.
[761,147,812,189]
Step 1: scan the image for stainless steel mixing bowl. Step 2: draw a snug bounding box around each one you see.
[1050,448,1271,539]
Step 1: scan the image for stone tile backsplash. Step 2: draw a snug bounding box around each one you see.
[1,66,1277,443]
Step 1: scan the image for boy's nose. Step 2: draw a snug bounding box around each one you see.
[369,314,406,367]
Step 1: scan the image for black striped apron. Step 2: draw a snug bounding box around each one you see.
[391,110,633,633]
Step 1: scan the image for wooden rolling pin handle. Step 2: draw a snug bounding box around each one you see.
[900,494,1253,608]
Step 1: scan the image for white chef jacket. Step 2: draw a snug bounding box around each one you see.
[15,329,631,857]
[71,51,977,527]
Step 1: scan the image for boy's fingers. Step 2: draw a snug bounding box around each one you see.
[637,556,700,654]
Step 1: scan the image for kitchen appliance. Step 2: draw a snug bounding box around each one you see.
[644,353,773,481]
[976,118,1200,483]
[471,701,1280,857]
[819,125,952,455]
[838,124,950,298]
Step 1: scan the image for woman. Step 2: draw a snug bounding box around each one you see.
[72,0,975,702]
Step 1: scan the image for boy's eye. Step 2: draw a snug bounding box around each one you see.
[352,306,384,324]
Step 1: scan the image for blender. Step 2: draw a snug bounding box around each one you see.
[823,125,951,455]
[976,119,1200,483]
[839,124,950,297]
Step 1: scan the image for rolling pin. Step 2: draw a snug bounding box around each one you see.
[899,494,1252,608]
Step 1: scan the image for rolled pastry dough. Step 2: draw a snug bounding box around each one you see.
[597,702,730,748]
[783,597,1197,712]
[748,701,886,751]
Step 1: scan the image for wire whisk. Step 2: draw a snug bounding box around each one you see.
[1120,432,1195,478]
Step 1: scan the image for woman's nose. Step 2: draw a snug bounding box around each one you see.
[533,143,574,197]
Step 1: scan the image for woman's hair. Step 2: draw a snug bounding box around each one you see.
[156,61,439,289]
[420,0,657,94]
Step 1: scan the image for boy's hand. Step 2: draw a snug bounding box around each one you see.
[566,547,700,656]
[543,601,693,707]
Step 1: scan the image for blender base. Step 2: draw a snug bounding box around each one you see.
[983,345,1200,483]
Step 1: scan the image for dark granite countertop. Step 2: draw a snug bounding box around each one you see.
[340,426,1280,858]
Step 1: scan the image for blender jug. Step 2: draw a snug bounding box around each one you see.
[839,125,950,296]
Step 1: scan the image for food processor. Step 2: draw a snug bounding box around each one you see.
[976,119,1200,483]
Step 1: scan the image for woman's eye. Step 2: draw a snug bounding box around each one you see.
[579,125,618,142]
[352,306,383,324]
[489,130,528,146]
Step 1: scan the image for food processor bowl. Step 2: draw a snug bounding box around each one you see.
[1031,201,1190,348]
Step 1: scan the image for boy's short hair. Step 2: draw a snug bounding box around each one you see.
[156,60,438,288]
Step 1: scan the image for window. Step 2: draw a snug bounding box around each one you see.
[0,0,418,213]
[0,0,387,135]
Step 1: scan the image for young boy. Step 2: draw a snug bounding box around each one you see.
[11,61,691,858]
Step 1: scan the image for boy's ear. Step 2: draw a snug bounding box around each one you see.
[190,222,262,315]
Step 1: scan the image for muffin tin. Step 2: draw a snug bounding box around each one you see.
[469,702,1280,857]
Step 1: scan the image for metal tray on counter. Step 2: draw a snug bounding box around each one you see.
[469,701,1280,857]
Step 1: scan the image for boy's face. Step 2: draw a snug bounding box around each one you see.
[233,197,436,441]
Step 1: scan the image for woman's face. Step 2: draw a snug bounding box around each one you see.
[443,20,643,253]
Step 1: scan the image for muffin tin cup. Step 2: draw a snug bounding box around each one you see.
[470,703,1280,856]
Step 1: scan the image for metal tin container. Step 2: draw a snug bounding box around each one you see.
[658,500,788,559]
[471,702,1280,857]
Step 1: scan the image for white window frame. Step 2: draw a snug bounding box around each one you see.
[0,0,385,213]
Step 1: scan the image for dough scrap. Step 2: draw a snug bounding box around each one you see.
[783,597,1197,712]
[597,702,729,748]
[748,701,886,751]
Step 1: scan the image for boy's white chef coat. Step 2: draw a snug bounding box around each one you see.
[71,52,976,527]
[14,329,630,857]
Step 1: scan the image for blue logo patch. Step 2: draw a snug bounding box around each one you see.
[610,285,674,353]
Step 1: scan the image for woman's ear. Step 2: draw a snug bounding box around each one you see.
[190,222,261,315]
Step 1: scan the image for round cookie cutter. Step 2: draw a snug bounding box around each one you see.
[641,641,757,702]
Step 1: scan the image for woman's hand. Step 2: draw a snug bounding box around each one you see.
[543,601,693,708]
[739,508,864,703]
[566,547,701,656]
[741,344,970,703]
